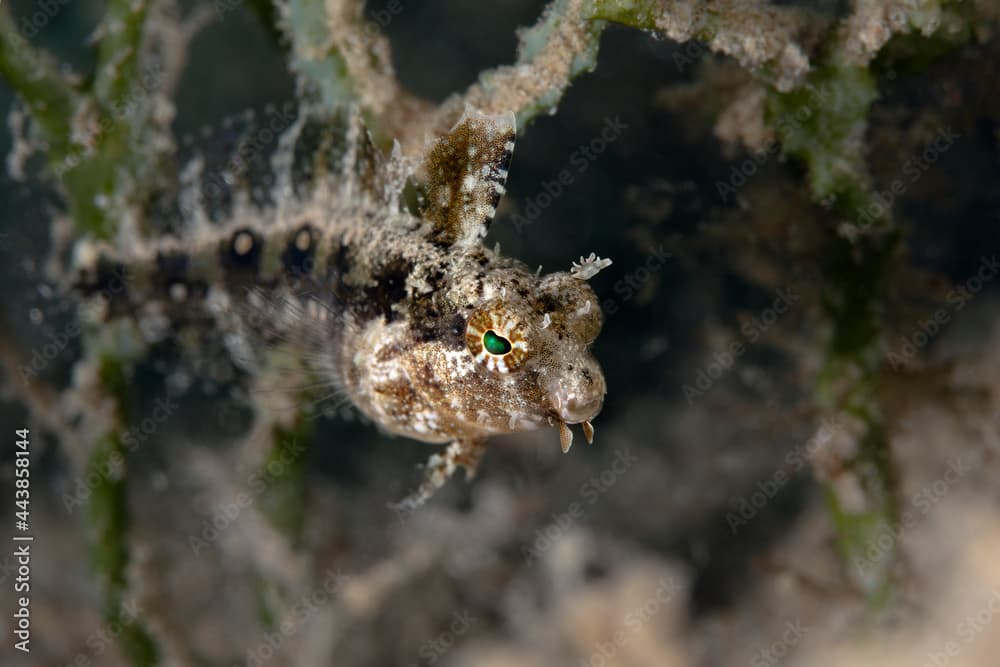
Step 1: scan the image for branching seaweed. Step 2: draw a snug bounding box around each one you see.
[0,0,996,662]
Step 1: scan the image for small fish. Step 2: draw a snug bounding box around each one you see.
[73,107,611,508]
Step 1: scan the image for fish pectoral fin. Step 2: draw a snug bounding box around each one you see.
[389,439,488,513]
[339,105,384,198]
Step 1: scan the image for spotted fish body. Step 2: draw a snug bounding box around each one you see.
[73,108,610,507]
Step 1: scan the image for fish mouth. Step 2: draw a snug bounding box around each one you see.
[555,396,603,424]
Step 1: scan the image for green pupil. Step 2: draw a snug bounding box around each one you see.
[482,330,512,355]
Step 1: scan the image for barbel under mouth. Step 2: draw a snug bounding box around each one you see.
[556,418,595,453]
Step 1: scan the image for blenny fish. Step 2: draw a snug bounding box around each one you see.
[72,107,611,508]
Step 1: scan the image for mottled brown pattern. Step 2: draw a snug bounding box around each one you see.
[72,107,610,508]
[421,110,515,248]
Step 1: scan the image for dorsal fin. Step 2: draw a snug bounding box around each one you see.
[339,106,383,199]
[419,108,515,248]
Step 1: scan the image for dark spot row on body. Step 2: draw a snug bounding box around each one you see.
[154,251,208,305]
[73,255,118,292]
[220,227,262,284]
[164,280,210,308]
[156,250,189,279]
[73,251,213,327]
[282,223,318,277]
[90,256,133,318]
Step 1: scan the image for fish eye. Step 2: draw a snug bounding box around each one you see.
[482,329,512,355]
[466,304,529,373]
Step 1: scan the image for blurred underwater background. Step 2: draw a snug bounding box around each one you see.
[2,0,1000,665]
